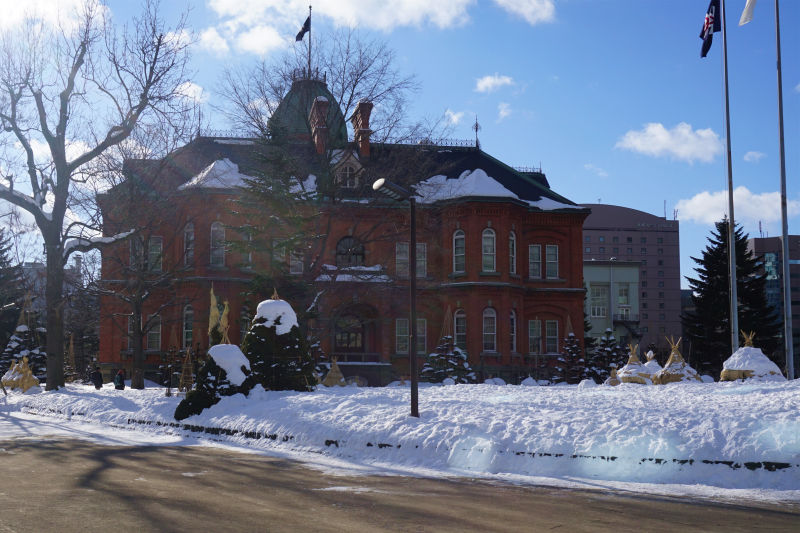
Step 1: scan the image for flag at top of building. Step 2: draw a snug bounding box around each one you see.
[296,16,310,41]
[700,0,721,57]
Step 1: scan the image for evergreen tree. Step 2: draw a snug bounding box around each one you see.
[420,335,477,384]
[240,300,316,391]
[0,229,22,350]
[585,328,623,382]
[682,219,781,375]
[0,323,46,380]
[174,356,238,420]
[554,333,586,384]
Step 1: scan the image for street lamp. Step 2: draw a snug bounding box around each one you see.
[373,178,419,418]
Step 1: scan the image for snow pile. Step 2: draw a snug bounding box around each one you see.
[721,346,786,382]
[617,349,652,385]
[179,159,253,190]
[208,344,250,386]
[254,299,298,335]
[415,170,518,203]
[4,380,800,502]
[643,350,662,375]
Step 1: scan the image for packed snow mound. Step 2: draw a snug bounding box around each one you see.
[577,379,598,389]
[520,377,538,386]
[643,351,662,375]
[484,377,506,385]
[254,299,298,335]
[208,344,250,386]
[179,158,253,190]
[721,346,786,382]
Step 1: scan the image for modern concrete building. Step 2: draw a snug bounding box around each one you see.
[580,204,681,356]
[584,259,641,348]
[747,236,800,374]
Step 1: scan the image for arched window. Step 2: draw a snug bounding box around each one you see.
[182,305,193,349]
[482,228,496,272]
[336,164,359,188]
[510,309,517,353]
[509,231,517,274]
[210,222,225,266]
[452,230,465,273]
[482,308,496,352]
[454,309,467,350]
[336,236,365,267]
[183,223,194,266]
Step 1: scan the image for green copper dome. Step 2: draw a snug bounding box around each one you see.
[268,77,348,147]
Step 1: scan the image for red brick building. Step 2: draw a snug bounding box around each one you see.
[98,74,589,384]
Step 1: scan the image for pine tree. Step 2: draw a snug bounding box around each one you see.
[420,335,477,384]
[683,219,781,375]
[0,229,22,350]
[0,323,46,380]
[554,333,586,384]
[240,300,316,391]
[585,328,623,382]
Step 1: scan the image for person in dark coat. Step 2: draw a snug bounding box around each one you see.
[90,367,103,390]
[114,369,126,390]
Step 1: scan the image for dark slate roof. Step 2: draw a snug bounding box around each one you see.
[268,78,348,147]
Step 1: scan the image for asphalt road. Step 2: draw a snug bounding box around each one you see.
[0,438,797,533]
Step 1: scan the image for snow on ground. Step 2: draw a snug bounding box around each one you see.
[1,380,799,504]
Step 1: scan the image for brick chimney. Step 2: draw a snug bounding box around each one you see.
[309,96,329,154]
[349,100,373,158]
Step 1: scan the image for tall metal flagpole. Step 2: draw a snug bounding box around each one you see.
[307,5,312,78]
[720,0,740,352]
[773,0,794,379]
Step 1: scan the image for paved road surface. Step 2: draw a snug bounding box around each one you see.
[0,438,797,532]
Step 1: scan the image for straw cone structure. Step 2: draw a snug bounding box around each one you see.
[617,344,652,384]
[652,337,701,384]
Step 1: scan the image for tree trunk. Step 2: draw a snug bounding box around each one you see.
[45,243,65,390]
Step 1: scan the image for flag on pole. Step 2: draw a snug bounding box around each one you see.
[295,16,310,41]
[700,0,721,57]
[739,0,757,26]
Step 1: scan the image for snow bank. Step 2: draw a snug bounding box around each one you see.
[254,299,298,335]
[5,380,800,500]
[208,344,250,386]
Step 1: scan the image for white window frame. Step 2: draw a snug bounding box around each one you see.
[182,305,193,349]
[395,318,427,354]
[482,308,497,352]
[528,319,541,355]
[210,222,225,267]
[482,228,496,272]
[545,320,558,353]
[396,242,426,278]
[509,231,517,274]
[510,309,517,353]
[148,236,163,272]
[454,309,467,349]
[545,244,559,279]
[590,285,608,318]
[453,230,466,273]
[528,244,541,279]
[146,314,161,352]
[183,223,194,266]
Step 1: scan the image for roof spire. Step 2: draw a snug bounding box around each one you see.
[472,116,481,149]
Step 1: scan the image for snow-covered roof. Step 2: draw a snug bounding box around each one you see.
[415,170,518,203]
[208,344,250,386]
[179,158,254,190]
[254,299,298,335]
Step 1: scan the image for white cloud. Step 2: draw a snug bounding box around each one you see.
[492,0,555,25]
[675,186,800,225]
[615,122,722,164]
[584,163,608,178]
[235,24,286,56]
[176,82,209,104]
[199,27,230,55]
[743,151,765,163]
[445,109,464,125]
[0,0,91,31]
[795,82,800,93]
[475,74,514,93]
[497,102,511,121]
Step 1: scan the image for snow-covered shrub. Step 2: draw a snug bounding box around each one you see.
[174,344,249,420]
[420,335,477,384]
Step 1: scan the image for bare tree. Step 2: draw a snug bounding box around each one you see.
[219,28,420,142]
[0,0,197,389]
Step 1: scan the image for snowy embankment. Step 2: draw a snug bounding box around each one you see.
[3,380,799,500]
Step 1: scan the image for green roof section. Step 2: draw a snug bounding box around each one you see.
[268,77,348,147]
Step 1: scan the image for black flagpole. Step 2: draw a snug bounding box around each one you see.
[307,5,312,78]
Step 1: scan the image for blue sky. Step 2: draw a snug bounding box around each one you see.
[13,1,800,286]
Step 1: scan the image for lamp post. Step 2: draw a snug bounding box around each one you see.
[373,178,419,418]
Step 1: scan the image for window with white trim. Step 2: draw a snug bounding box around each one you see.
[510,310,517,352]
[210,222,225,266]
[528,319,541,354]
[395,318,427,354]
[528,244,541,279]
[147,314,161,351]
[183,223,194,266]
[454,309,466,349]
[182,305,193,349]
[482,229,496,272]
[453,230,465,273]
[396,242,427,278]
[545,244,559,278]
[482,308,497,352]
[590,286,608,317]
[545,320,558,353]
[509,231,517,274]
[148,236,163,272]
